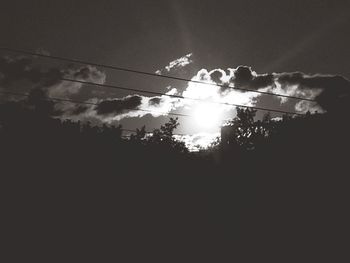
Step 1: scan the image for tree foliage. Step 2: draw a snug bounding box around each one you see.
[225,108,276,150]
[147,118,188,153]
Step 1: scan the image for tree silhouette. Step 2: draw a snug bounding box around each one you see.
[223,108,278,150]
[147,118,188,153]
[130,125,146,143]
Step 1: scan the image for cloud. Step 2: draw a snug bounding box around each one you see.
[0,56,42,85]
[65,88,182,124]
[148,97,162,106]
[181,68,261,115]
[173,68,266,133]
[274,72,350,112]
[61,66,350,124]
[47,65,106,98]
[156,53,193,74]
[181,67,273,107]
[1,54,349,123]
[70,105,89,115]
[0,56,182,123]
[194,66,350,114]
[0,55,107,100]
[294,100,323,114]
[221,66,275,92]
[95,95,143,115]
[175,132,220,151]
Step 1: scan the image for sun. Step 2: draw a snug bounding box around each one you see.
[193,103,223,129]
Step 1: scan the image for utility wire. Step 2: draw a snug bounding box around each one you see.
[0,91,190,136]
[0,91,191,118]
[0,90,304,135]
[2,90,289,137]
[0,47,316,102]
[0,77,304,116]
[61,78,305,116]
[0,90,306,136]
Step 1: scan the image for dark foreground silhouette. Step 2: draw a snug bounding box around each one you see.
[1,99,349,262]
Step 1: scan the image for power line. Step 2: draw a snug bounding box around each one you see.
[0,90,192,118]
[0,91,190,136]
[0,47,316,102]
[0,47,309,115]
[0,62,305,115]
[61,78,305,116]
[0,89,304,136]
[0,90,308,136]
[0,76,304,116]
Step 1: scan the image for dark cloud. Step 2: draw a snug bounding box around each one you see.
[71,105,89,115]
[231,66,274,90]
[253,74,274,89]
[203,66,350,114]
[0,56,66,89]
[0,56,106,99]
[210,70,224,84]
[277,72,349,92]
[148,97,162,106]
[47,65,106,98]
[0,57,42,85]
[276,72,350,112]
[95,95,142,115]
[0,56,178,121]
[213,66,350,113]
[233,66,254,85]
[73,66,105,83]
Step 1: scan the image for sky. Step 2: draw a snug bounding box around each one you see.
[1,0,349,149]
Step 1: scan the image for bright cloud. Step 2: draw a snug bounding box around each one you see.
[180,68,263,131]
[175,132,220,152]
[156,53,193,74]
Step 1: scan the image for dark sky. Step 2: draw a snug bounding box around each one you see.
[1,0,349,134]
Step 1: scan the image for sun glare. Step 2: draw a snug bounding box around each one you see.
[193,103,223,129]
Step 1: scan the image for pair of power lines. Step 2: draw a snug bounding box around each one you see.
[0,90,188,136]
[0,47,313,134]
